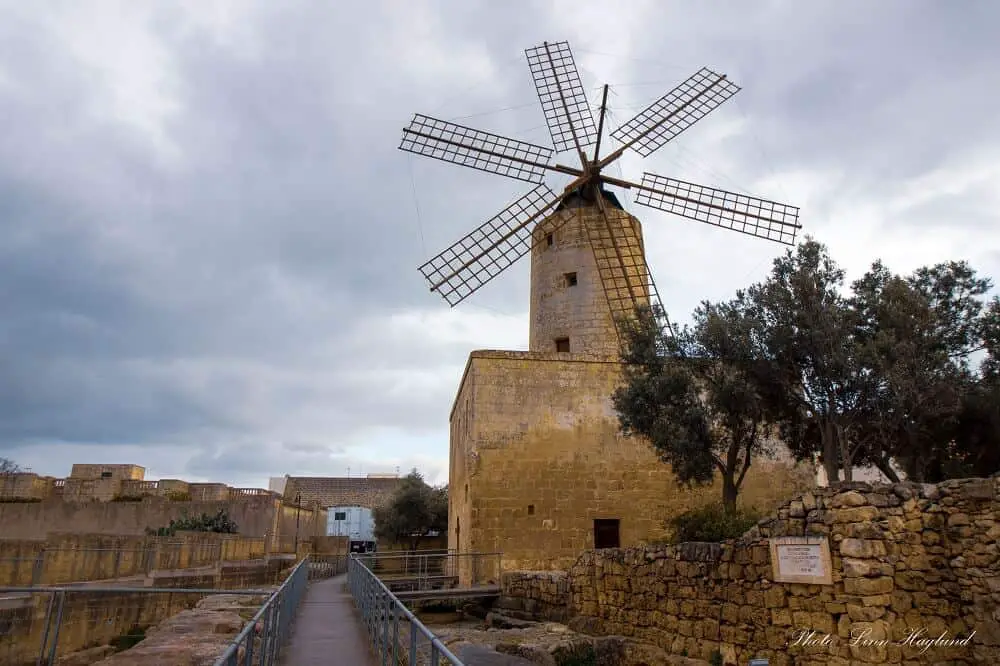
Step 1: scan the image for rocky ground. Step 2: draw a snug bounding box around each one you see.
[419,610,712,666]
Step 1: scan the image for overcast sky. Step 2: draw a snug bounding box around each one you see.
[1,1,997,488]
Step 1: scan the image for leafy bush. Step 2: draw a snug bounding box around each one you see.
[145,509,239,536]
[111,494,145,502]
[165,491,192,502]
[668,503,760,544]
[709,649,724,666]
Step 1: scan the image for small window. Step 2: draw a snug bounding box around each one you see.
[564,272,577,287]
[555,337,570,353]
[545,233,554,248]
[334,511,347,521]
[100,472,112,479]
[527,504,535,515]
[594,519,621,549]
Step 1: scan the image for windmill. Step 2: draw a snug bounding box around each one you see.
[400,40,800,348]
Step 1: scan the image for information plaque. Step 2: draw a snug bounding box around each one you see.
[768,536,833,585]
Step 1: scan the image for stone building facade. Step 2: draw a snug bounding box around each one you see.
[279,475,402,509]
[449,194,813,574]
[0,463,276,503]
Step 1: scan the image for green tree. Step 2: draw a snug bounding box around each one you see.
[613,301,771,513]
[850,260,998,482]
[744,238,865,482]
[372,470,448,550]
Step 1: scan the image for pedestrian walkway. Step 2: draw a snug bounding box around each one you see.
[280,574,375,666]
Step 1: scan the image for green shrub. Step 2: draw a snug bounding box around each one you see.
[111,494,145,502]
[145,509,239,536]
[165,491,192,502]
[709,649,723,666]
[668,503,760,543]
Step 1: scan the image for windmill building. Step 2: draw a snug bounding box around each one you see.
[401,41,811,575]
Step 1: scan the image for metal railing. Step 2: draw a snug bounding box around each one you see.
[0,584,277,666]
[358,550,502,595]
[307,553,348,580]
[213,557,310,666]
[348,554,465,665]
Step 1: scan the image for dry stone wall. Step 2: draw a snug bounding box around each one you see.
[498,478,1000,665]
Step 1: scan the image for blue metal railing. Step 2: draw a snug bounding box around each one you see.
[348,553,465,665]
[213,557,311,666]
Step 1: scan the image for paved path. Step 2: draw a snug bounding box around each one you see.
[281,575,376,666]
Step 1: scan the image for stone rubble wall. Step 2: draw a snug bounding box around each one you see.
[499,478,1000,666]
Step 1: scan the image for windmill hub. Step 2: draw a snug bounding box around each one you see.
[400,40,802,353]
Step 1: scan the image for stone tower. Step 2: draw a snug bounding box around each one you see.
[447,194,812,579]
[529,189,650,356]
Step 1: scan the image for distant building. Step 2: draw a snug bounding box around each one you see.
[268,475,289,495]
[279,474,401,510]
[327,506,376,552]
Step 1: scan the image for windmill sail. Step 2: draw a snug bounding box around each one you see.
[418,185,562,306]
[400,114,554,184]
[609,68,741,159]
[525,41,598,154]
[635,173,800,245]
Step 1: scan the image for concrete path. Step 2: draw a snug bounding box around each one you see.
[281,575,376,666]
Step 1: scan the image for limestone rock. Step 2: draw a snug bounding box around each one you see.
[93,599,249,666]
[831,490,868,508]
[487,612,537,630]
[56,646,116,665]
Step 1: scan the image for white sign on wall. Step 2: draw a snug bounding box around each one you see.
[768,536,833,585]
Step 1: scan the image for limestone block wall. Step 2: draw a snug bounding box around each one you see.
[189,483,230,501]
[0,533,268,586]
[0,472,55,500]
[529,205,648,356]
[280,476,402,509]
[69,464,145,481]
[62,477,122,502]
[0,496,326,544]
[498,478,1000,665]
[450,350,814,575]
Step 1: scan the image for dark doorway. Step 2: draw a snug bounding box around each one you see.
[555,337,570,352]
[593,519,620,549]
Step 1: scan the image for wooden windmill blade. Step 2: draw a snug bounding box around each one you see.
[634,173,801,245]
[524,41,599,155]
[418,179,587,306]
[584,191,676,340]
[603,68,741,162]
[399,114,570,185]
